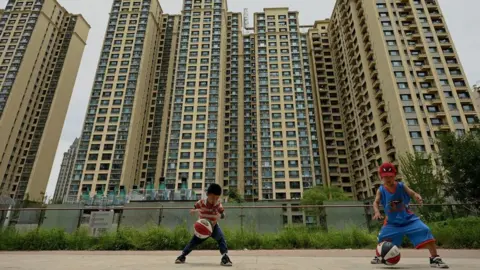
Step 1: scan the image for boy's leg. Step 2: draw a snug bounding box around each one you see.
[175,234,207,263]
[371,224,404,264]
[211,224,232,266]
[211,224,228,255]
[404,219,449,268]
[182,234,207,256]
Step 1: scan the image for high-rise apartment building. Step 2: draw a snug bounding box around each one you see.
[52,138,78,202]
[0,0,89,201]
[307,20,354,196]
[162,0,229,193]
[70,0,479,202]
[68,0,167,198]
[326,0,479,199]
[473,83,480,112]
[248,8,322,200]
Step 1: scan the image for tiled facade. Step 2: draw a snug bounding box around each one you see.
[328,0,479,199]
[68,0,479,201]
[0,0,89,201]
[52,138,79,203]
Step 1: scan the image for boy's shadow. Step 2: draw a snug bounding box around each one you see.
[179,262,226,268]
[376,266,430,269]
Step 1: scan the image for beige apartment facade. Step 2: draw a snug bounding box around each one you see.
[69,0,478,202]
[52,138,78,203]
[0,0,89,201]
[307,20,354,197]
[326,0,479,199]
[68,0,166,198]
[473,83,480,112]
[249,8,322,200]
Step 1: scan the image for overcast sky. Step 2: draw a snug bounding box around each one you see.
[1,0,478,197]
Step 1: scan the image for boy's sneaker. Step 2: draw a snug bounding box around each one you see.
[175,255,186,264]
[430,256,449,268]
[371,256,382,264]
[221,254,233,266]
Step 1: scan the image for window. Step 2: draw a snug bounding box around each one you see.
[389,50,400,56]
[404,106,415,113]
[410,132,422,139]
[397,83,408,89]
[414,145,426,152]
[448,103,457,111]
[407,119,419,126]
[400,94,411,101]
[395,71,405,78]
[427,106,438,112]
[392,61,402,67]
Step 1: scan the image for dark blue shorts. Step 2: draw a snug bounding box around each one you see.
[377,219,435,248]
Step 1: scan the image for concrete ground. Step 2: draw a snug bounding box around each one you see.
[0,250,479,270]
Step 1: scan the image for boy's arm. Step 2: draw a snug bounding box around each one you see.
[404,185,423,204]
[373,189,382,215]
[218,202,225,219]
[193,200,203,210]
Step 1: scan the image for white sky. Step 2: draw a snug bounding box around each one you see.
[1,0,479,198]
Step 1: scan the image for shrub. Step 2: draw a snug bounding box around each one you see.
[0,217,479,251]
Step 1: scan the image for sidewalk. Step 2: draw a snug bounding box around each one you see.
[0,250,478,269]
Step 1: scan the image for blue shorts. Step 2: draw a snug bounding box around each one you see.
[378,219,435,249]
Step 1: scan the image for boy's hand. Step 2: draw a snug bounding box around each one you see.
[372,212,384,220]
[190,209,198,216]
[414,193,423,204]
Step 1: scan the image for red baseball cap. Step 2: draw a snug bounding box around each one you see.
[379,162,397,177]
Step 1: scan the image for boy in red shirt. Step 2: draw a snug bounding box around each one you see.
[175,183,232,266]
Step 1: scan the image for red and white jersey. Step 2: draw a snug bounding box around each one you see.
[194,198,225,224]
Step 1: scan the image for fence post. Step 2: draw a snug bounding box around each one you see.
[240,206,244,233]
[365,205,372,232]
[449,205,455,219]
[76,209,83,230]
[37,208,46,228]
[158,206,163,226]
[117,209,124,231]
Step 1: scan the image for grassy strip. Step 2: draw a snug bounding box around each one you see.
[0,217,479,251]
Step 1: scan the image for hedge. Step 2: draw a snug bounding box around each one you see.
[0,217,479,251]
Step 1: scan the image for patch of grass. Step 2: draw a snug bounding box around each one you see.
[0,217,478,250]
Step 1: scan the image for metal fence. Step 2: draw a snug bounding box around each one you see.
[0,202,478,235]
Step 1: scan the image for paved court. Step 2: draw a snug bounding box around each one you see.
[0,250,479,270]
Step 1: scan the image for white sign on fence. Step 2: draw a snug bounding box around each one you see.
[89,211,114,229]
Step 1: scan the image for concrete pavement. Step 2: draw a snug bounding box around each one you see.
[0,250,479,270]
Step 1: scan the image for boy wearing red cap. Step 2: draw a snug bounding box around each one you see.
[371,162,449,268]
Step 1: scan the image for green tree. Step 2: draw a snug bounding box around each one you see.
[399,152,446,204]
[301,186,352,227]
[227,188,245,203]
[400,152,446,221]
[301,186,350,205]
[437,132,480,206]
